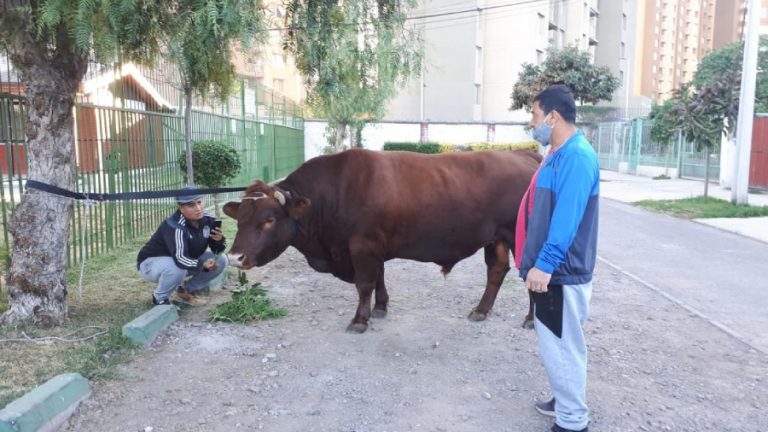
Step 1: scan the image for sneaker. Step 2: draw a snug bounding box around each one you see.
[551,424,588,432]
[172,288,208,306]
[535,397,556,417]
[152,295,171,306]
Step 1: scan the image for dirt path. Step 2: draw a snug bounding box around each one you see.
[64,247,768,432]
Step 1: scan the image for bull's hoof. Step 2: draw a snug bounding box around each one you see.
[467,310,488,321]
[346,322,368,333]
[522,318,534,329]
[372,307,387,319]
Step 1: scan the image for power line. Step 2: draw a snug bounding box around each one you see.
[263,0,562,32]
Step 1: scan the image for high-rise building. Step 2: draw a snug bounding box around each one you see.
[634,0,721,102]
[386,0,601,123]
[230,2,306,104]
[713,0,747,49]
[595,0,649,119]
[761,0,768,35]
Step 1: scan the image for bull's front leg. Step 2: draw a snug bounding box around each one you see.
[469,242,511,321]
[347,248,383,333]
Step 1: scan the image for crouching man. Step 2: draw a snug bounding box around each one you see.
[137,187,228,306]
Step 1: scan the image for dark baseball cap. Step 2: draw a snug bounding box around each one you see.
[176,186,203,205]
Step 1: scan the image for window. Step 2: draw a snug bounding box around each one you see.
[272,78,284,92]
[273,53,285,68]
[621,42,626,58]
[620,70,624,82]
[622,13,627,30]
[538,13,546,36]
[475,84,481,105]
[536,49,544,64]
[475,46,483,69]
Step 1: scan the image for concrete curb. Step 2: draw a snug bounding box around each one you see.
[122,304,179,346]
[0,373,90,432]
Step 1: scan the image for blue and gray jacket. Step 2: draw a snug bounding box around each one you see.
[518,131,600,285]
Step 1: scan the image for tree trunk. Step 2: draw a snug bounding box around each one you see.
[184,89,194,185]
[334,124,347,153]
[703,147,711,199]
[1,30,89,327]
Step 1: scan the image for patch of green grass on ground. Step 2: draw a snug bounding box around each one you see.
[210,283,287,323]
[0,214,248,408]
[0,237,148,408]
[635,196,768,219]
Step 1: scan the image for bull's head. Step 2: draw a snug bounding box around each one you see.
[223,180,311,269]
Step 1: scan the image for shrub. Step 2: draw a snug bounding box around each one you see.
[467,141,539,152]
[178,140,242,188]
[382,142,442,153]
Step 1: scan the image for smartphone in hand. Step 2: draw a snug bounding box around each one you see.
[211,220,222,230]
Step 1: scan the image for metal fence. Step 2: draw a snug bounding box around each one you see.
[1,57,304,266]
[587,118,719,180]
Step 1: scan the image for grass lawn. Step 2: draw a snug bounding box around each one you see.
[634,196,768,219]
[0,237,149,408]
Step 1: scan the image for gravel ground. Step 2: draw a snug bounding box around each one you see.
[64,247,768,432]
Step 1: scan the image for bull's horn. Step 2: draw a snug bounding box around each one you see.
[274,190,285,206]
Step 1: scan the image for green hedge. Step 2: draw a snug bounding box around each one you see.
[382,142,445,153]
[383,141,539,154]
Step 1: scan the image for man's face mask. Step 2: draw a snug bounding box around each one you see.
[532,113,554,146]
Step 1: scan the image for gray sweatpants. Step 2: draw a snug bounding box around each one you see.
[535,282,592,431]
[138,252,228,302]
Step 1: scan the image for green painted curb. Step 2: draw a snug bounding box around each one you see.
[0,373,90,432]
[122,304,179,346]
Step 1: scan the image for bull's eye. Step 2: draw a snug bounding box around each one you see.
[261,216,276,230]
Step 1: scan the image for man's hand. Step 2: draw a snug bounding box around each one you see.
[525,267,552,293]
[203,258,219,272]
[210,227,223,241]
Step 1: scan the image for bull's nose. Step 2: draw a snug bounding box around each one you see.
[226,252,246,268]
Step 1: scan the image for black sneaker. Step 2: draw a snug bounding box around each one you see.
[552,424,588,432]
[152,295,171,305]
[535,397,556,417]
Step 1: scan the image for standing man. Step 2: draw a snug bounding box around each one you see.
[515,85,600,432]
[137,187,228,306]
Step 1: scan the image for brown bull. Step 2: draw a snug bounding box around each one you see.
[223,148,540,333]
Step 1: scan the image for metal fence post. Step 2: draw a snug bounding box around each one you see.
[676,130,684,178]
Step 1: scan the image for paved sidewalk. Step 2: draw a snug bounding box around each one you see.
[600,170,768,244]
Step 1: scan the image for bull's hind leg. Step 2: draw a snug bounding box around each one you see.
[468,242,511,321]
[522,290,535,329]
[372,266,389,319]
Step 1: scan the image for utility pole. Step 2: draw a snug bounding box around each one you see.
[731,0,760,205]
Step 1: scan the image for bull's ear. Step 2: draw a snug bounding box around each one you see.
[223,201,241,219]
[289,197,311,219]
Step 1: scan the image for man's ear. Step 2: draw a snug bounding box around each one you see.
[549,110,561,124]
[289,197,311,219]
[223,201,241,219]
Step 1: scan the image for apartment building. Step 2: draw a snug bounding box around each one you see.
[633,0,723,102]
[761,0,768,34]
[385,0,601,123]
[713,0,747,49]
[595,0,648,119]
[230,2,306,104]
